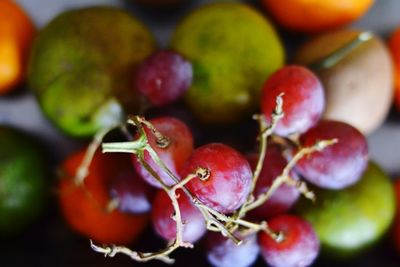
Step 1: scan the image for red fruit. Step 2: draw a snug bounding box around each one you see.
[261,65,324,136]
[206,232,259,267]
[259,215,320,267]
[295,120,368,189]
[135,50,192,107]
[152,189,206,243]
[180,143,252,214]
[109,169,154,214]
[133,116,194,188]
[58,149,148,244]
[247,146,300,219]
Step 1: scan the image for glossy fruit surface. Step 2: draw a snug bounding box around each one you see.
[295,30,393,134]
[395,180,400,252]
[206,232,259,267]
[152,189,206,243]
[180,143,252,214]
[389,27,400,111]
[0,126,47,236]
[247,146,300,219]
[171,2,284,124]
[0,0,35,93]
[296,162,395,257]
[259,214,320,267]
[296,120,368,189]
[262,0,374,33]
[28,7,156,137]
[133,116,194,188]
[109,166,154,214]
[59,148,148,244]
[261,65,324,137]
[135,50,192,107]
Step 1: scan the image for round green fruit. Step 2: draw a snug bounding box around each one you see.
[28,7,156,137]
[296,162,395,257]
[171,2,284,124]
[0,126,48,236]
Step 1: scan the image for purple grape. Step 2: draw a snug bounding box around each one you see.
[259,215,320,267]
[247,145,300,219]
[135,50,192,107]
[179,143,252,214]
[132,116,194,188]
[207,232,259,267]
[295,120,368,189]
[109,169,154,214]
[152,189,206,243]
[261,65,324,136]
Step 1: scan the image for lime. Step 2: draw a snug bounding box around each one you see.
[171,2,284,124]
[28,7,156,137]
[0,126,48,236]
[296,162,395,257]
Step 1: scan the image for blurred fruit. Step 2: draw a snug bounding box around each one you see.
[0,0,35,94]
[180,143,252,214]
[295,30,393,134]
[262,0,374,33]
[59,149,148,244]
[296,120,368,190]
[247,146,300,219]
[296,162,395,257]
[135,50,192,107]
[0,126,47,236]
[134,0,185,7]
[261,65,324,136]
[388,27,400,110]
[394,180,400,252]
[28,7,156,137]
[152,189,206,243]
[109,168,154,214]
[258,214,320,267]
[206,232,259,267]
[171,2,284,124]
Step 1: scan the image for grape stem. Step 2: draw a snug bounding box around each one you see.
[230,94,284,226]
[88,96,336,264]
[243,138,337,213]
[74,124,121,186]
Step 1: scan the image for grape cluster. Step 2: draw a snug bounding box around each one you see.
[64,62,369,266]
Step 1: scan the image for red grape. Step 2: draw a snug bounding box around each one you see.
[259,215,320,267]
[135,50,193,107]
[133,116,194,188]
[152,189,206,243]
[206,232,259,267]
[261,65,324,136]
[295,120,368,189]
[247,145,300,219]
[109,168,154,214]
[180,143,252,214]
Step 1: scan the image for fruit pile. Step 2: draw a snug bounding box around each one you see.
[2,0,400,266]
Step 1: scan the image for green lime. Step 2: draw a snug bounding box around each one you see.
[0,126,48,236]
[28,7,156,137]
[296,162,395,257]
[171,2,285,124]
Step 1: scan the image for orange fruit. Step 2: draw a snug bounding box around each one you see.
[262,0,374,33]
[59,148,148,244]
[0,0,35,93]
[388,27,400,110]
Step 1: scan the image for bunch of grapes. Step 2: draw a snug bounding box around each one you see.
[61,52,369,267]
